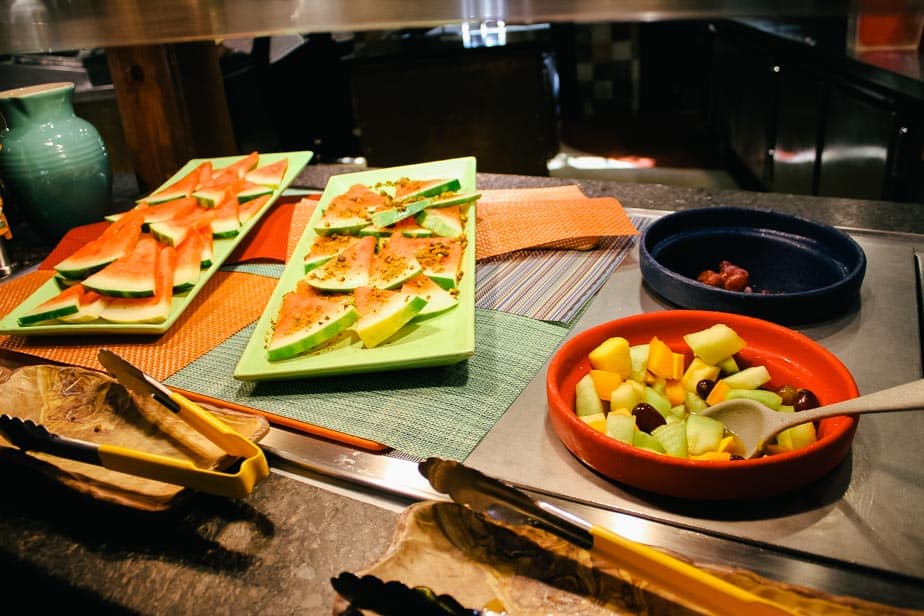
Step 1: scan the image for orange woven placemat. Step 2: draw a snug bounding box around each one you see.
[0,269,277,380]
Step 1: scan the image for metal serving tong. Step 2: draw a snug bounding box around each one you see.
[0,349,269,499]
[419,457,795,616]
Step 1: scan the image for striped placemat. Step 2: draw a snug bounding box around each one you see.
[475,215,653,325]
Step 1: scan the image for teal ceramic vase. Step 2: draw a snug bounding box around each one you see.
[0,81,111,239]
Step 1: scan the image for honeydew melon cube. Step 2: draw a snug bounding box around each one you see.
[589,336,632,377]
[721,365,771,390]
[686,413,726,456]
[605,413,636,445]
[685,391,708,414]
[629,343,650,382]
[652,421,688,458]
[725,388,783,409]
[575,373,605,417]
[633,430,666,453]
[644,386,672,418]
[717,355,740,375]
[610,381,643,412]
[683,323,746,365]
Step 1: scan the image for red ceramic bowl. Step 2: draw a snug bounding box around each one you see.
[546,310,859,500]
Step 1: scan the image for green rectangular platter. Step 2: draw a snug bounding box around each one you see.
[233,156,477,380]
[0,150,313,336]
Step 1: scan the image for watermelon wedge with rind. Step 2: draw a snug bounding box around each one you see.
[245,158,288,188]
[209,191,241,238]
[173,231,203,293]
[17,284,84,325]
[149,207,214,247]
[369,197,432,228]
[237,182,274,203]
[54,209,146,280]
[401,274,459,318]
[369,232,423,290]
[313,184,382,236]
[238,193,272,224]
[392,234,465,290]
[83,235,160,298]
[416,204,465,238]
[393,177,462,203]
[141,161,212,204]
[304,233,363,272]
[205,151,259,187]
[305,235,375,292]
[100,244,176,324]
[192,186,230,209]
[267,281,359,361]
[57,288,106,323]
[353,286,428,348]
[424,191,480,209]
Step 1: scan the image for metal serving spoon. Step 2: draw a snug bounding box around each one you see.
[699,378,924,459]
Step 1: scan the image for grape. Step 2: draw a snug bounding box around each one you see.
[794,388,820,412]
[631,402,666,433]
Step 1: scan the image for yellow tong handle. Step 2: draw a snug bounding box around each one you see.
[589,524,795,616]
[99,391,269,499]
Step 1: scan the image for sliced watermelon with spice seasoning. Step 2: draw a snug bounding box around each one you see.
[401,273,458,318]
[266,281,359,361]
[100,243,176,323]
[313,184,382,236]
[390,234,465,290]
[391,177,462,202]
[415,204,465,238]
[369,232,422,290]
[304,233,362,272]
[305,235,376,292]
[54,209,146,280]
[82,234,161,297]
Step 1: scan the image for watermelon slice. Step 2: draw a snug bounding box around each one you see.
[305,235,375,292]
[237,182,274,204]
[100,244,176,323]
[238,193,272,224]
[353,286,428,348]
[415,204,465,238]
[208,151,259,186]
[17,284,85,325]
[245,158,288,188]
[199,227,214,268]
[132,196,199,227]
[266,281,359,361]
[425,191,480,209]
[392,177,462,203]
[142,161,212,204]
[58,288,106,323]
[54,209,146,280]
[393,235,465,290]
[173,231,203,293]
[83,235,161,297]
[314,184,381,236]
[149,206,214,247]
[304,233,362,272]
[369,232,423,290]
[209,191,241,238]
[401,273,459,318]
[369,197,432,229]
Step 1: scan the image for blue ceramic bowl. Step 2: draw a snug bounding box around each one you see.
[639,207,866,324]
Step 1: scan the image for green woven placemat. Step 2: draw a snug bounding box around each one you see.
[165,308,568,460]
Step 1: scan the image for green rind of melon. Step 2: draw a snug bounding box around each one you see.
[172,261,200,294]
[314,217,368,237]
[425,191,480,208]
[149,221,190,247]
[192,188,227,208]
[141,188,189,205]
[83,270,156,298]
[237,185,274,203]
[57,297,106,323]
[412,290,457,318]
[304,255,333,273]
[415,209,463,238]
[17,295,81,325]
[369,198,432,228]
[358,225,392,238]
[267,306,359,361]
[54,250,120,280]
[397,178,462,203]
[355,294,428,348]
[211,223,240,239]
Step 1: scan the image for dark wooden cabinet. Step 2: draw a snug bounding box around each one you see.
[711,19,924,204]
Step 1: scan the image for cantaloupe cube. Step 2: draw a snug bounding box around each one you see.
[665,379,686,407]
[588,336,632,377]
[647,336,685,379]
[706,379,731,406]
[589,369,623,400]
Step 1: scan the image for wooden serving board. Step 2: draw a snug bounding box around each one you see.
[334,501,917,615]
